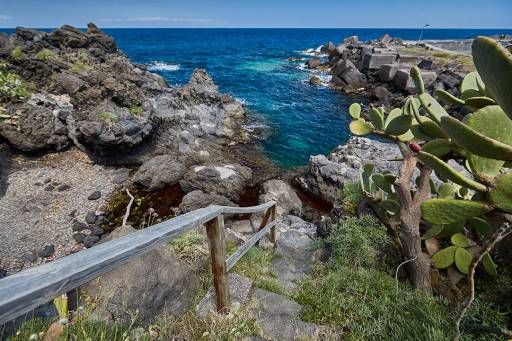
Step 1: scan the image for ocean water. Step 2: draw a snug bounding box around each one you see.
[4,28,512,166]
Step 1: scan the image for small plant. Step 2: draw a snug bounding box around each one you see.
[327,215,391,269]
[130,104,143,116]
[97,111,118,123]
[169,230,207,264]
[69,61,88,73]
[339,181,365,214]
[0,71,31,100]
[11,47,24,61]
[36,48,57,61]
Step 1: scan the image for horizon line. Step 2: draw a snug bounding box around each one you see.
[1,26,512,30]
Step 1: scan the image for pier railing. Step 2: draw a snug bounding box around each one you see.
[0,201,277,324]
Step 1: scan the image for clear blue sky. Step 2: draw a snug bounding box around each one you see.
[0,0,510,29]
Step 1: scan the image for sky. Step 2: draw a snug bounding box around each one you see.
[0,0,510,29]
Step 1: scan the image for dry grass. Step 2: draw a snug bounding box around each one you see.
[397,46,475,71]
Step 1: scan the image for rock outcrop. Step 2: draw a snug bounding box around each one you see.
[133,155,185,191]
[297,137,401,204]
[259,179,302,216]
[180,163,253,201]
[0,24,247,159]
[82,225,200,326]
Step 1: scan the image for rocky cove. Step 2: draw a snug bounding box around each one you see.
[1,24,512,340]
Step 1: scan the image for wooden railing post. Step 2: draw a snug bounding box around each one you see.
[269,205,277,244]
[205,214,230,313]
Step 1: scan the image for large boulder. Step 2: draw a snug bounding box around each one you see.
[186,68,219,93]
[81,225,200,326]
[179,190,236,213]
[180,163,252,201]
[379,64,398,82]
[133,155,185,191]
[362,53,397,70]
[259,179,302,216]
[343,36,358,44]
[0,94,71,152]
[305,58,321,69]
[331,60,366,90]
[296,137,401,204]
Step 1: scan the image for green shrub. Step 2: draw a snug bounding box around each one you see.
[130,104,143,116]
[11,47,23,61]
[460,299,512,341]
[98,111,118,123]
[296,264,454,340]
[327,215,390,269]
[36,48,57,61]
[0,71,31,100]
[339,181,365,214]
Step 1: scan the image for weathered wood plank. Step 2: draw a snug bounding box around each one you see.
[0,205,221,325]
[270,205,277,244]
[206,215,230,312]
[220,201,276,214]
[226,220,276,271]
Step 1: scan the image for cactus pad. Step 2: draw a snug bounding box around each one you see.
[437,183,457,198]
[410,66,425,94]
[349,103,361,119]
[468,217,493,238]
[465,105,512,176]
[472,37,512,119]
[451,233,471,247]
[418,151,487,192]
[435,89,465,106]
[482,253,497,277]
[384,113,412,136]
[421,139,453,157]
[464,96,496,109]
[440,115,512,161]
[350,119,372,136]
[421,198,491,224]
[454,247,473,274]
[432,246,456,269]
[421,224,444,240]
[489,173,512,213]
[368,108,384,130]
[438,221,465,238]
[460,71,483,100]
[418,117,448,139]
[418,93,448,123]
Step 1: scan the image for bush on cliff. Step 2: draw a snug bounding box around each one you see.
[327,215,390,269]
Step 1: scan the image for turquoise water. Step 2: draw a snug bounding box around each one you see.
[4,28,512,166]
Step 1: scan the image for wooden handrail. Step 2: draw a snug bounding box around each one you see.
[0,200,277,324]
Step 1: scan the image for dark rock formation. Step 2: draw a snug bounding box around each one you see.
[297,137,401,204]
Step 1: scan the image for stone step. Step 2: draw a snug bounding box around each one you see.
[195,273,253,317]
[250,288,323,341]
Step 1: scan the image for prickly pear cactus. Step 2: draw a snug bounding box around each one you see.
[347,36,512,283]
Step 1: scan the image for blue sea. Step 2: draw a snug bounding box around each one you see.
[4,28,512,166]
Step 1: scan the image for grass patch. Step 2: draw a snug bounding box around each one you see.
[296,264,454,340]
[0,70,31,100]
[397,46,475,71]
[69,61,88,73]
[155,300,261,340]
[130,104,143,116]
[11,47,23,61]
[97,111,118,123]
[327,215,392,269]
[229,242,287,296]
[169,230,208,264]
[35,49,57,61]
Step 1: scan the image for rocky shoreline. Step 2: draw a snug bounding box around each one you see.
[0,26,502,277]
[0,24,280,273]
[301,34,511,111]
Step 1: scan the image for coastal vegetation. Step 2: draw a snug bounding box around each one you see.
[348,36,512,338]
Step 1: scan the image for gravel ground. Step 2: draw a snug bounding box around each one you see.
[0,149,120,273]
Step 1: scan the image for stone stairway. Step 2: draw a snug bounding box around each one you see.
[196,214,326,340]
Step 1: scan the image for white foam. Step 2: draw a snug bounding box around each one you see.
[148,61,180,72]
